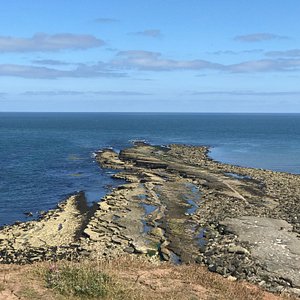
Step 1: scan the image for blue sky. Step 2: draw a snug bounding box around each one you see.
[1,0,300,112]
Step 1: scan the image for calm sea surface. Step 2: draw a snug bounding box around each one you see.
[1,112,300,225]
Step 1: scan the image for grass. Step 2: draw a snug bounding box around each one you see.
[40,260,140,299]
[0,256,298,300]
[18,287,43,299]
[45,263,110,298]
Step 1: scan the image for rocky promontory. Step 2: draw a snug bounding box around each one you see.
[0,143,300,296]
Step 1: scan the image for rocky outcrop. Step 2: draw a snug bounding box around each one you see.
[220,217,300,290]
[0,192,89,263]
[1,142,300,296]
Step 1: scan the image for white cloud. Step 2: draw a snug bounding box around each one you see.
[131,29,162,38]
[208,49,263,55]
[32,59,71,66]
[92,90,151,96]
[234,33,288,42]
[0,33,104,52]
[111,50,222,71]
[111,51,300,73]
[0,64,63,78]
[229,59,300,72]
[265,49,300,57]
[94,18,118,23]
[22,90,151,96]
[22,91,85,96]
[0,63,125,79]
[191,90,300,96]
[3,50,300,78]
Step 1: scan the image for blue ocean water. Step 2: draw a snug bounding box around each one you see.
[0,112,300,226]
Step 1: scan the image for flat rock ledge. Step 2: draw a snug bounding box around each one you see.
[220,217,300,291]
[1,143,300,297]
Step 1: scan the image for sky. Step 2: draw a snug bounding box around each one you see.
[1,0,300,112]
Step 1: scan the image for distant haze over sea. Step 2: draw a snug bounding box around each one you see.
[0,112,299,225]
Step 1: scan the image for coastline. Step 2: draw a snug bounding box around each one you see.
[208,147,300,176]
[0,142,300,296]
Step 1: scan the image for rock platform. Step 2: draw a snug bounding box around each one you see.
[1,143,300,296]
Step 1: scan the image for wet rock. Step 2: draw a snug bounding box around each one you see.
[24,212,33,217]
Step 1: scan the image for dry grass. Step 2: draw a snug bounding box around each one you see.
[44,263,110,298]
[39,260,140,300]
[0,255,298,300]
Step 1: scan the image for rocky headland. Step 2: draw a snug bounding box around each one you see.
[0,143,300,297]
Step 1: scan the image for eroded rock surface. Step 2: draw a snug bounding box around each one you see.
[1,143,300,296]
[0,192,89,263]
[220,217,300,288]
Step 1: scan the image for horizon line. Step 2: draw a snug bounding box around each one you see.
[1,111,300,114]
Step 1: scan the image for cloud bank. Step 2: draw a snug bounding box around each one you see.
[209,49,263,55]
[0,33,104,52]
[234,33,288,42]
[0,63,125,79]
[2,49,300,78]
[265,49,300,57]
[111,50,222,71]
[32,59,71,66]
[228,58,300,72]
[111,51,300,73]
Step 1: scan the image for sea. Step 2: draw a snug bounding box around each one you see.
[1,112,300,226]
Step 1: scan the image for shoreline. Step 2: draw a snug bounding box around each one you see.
[0,142,300,296]
[207,147,300,176]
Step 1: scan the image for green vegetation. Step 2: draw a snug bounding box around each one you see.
[44,263,116,299]
[0,257,297,300]
[18,287,43,299]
